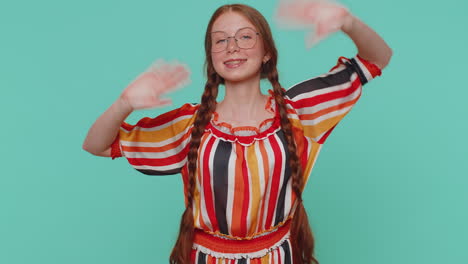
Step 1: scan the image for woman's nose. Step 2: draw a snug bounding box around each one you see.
[226,37,240,52]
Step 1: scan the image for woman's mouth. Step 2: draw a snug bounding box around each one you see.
[224,59,247,68]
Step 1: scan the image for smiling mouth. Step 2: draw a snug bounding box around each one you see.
[224,59,247,68]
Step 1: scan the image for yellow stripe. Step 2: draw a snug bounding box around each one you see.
[302,112,347,139]
[302,142,321,192]
[120,117,194,142]
[260,252,271,264]
[193,177,201,229]
[246,144,260,235]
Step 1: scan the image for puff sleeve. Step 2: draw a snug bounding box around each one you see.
[285,55,382,144]
[111,103,199,175]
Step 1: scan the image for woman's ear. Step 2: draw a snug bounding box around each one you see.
[263,54,271,64]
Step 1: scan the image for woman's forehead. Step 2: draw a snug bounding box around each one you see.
[211,11,257,33]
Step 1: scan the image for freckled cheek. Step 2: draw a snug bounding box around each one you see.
[211,54,229,72]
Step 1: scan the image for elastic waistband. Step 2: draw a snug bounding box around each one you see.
[193,220,291,259]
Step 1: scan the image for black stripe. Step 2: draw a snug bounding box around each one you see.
[286,68,351,99]
[197,251,206,263]
[212,140,232,235]
[281,240,292,264]
[274,130,291,226]
[237,258,247,264]
[136,168,181,175]
[349,58,368,85]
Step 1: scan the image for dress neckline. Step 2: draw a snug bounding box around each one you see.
[206,90,281,146]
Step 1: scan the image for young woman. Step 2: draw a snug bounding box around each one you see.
[83,2,392,264]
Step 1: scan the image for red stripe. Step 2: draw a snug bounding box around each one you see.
[240,146,250,236]
[181,166,189,206]
[357,55,382,77]
[256,141,269,233]
[264,136,282,229]
[288,76,360,109]
[210,255,216,264]
[202,136,219,231]
[110,136,122,159]
[190,249,196,263]
[193,220,291,254]
[126,144,189,166]
[317,125,337,144]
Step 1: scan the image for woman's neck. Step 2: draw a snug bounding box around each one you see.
[217,79,270,122]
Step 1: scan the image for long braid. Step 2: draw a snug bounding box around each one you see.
[169,70,220,264]
[267,66,319,264]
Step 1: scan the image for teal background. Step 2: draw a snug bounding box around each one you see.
[1,0,467,263]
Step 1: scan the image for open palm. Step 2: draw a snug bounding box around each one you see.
[276,0,349,48]
[120,60,190,110]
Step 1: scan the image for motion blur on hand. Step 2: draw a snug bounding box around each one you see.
[275,0,350,48]
[120,60,191,110]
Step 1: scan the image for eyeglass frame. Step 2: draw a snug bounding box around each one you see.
[210,27,261,53]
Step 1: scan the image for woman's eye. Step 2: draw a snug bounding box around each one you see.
[216,39,227,44]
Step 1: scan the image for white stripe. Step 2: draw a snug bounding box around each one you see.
[198,134,212,230]
[208,138,218,229]
[243,145,252,234]
[293,73,360,113]
[354,56,374,81]
[301,101,355,127]
[277,242,284,262]
[284,167,292,220]
[262,138,274,229]
[195,249,200,264]
[122,137,190,159]
[286,239,294,262]
[254,142,265,232]
[226,144,236,233]
[271,134,286,225]
[271,246,278,264]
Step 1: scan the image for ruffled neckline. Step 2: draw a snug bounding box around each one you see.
[205,90,281,146]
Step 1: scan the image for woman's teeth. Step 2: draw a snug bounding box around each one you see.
[225,59,246,67]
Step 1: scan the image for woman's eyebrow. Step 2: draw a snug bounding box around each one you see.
[211,27,254,34]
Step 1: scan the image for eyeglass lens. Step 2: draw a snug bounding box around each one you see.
[211,28,257,52]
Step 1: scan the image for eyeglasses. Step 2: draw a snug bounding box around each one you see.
[210,27,260,53]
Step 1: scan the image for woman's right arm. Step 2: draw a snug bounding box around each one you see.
[82,98,133,157]
[82,60,191,157]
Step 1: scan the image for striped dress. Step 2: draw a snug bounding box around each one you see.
[111,55,382,263]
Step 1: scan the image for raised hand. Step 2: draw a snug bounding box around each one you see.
[120,60,191,110]
[275,0,350,48]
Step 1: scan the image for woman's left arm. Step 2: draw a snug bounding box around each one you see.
[276,0,393,70]
[341,15,393,70]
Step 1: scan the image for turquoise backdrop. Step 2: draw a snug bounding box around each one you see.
[1,0,467,263]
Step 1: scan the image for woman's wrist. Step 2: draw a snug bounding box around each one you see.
[115,97,134,115]
[341,13,355,33]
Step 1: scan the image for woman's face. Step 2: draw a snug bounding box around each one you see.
[210,11,270,83]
